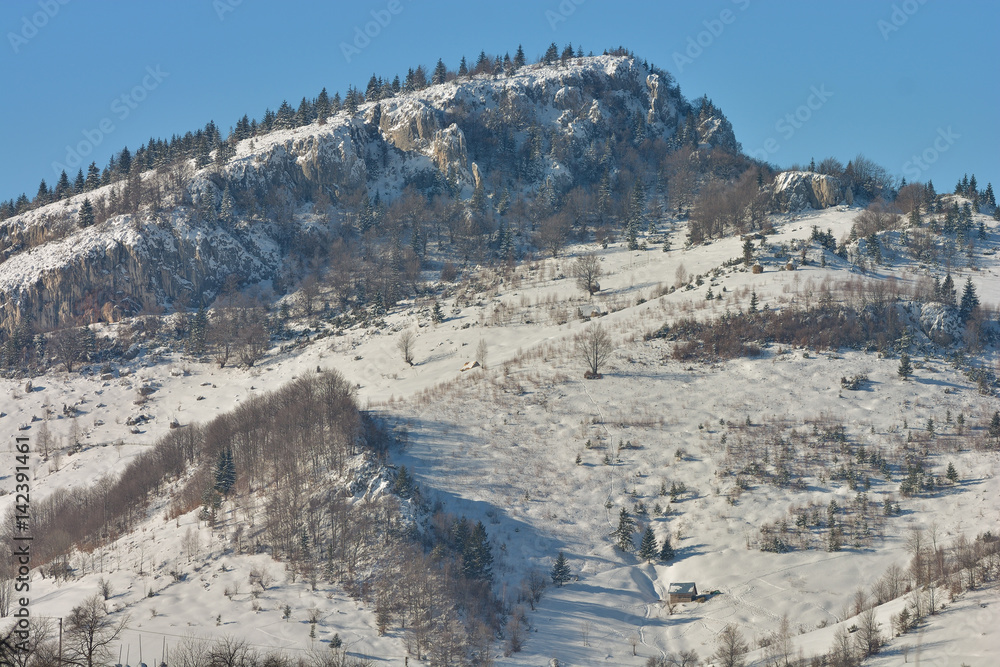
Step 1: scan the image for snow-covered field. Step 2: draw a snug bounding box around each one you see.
[3,204,999,665]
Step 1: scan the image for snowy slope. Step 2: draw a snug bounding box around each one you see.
[3,203,1000,665]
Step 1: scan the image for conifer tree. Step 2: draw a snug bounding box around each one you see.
[189,305,208,355]
[214,447,236,496]
[989,411,1000,445]
[55,170,71,199]
[897,352,912,380]
[613,508,635,552]
[940,274,956,306]
[219,185,235,227]
[551,552,571,586]
[393,465,414,498]
[78,198,95,228]
[544,42,559,64]
[315,87,330,124]
[86,162,101,190]
[658,533,675,561]
[432,58,447,85]
[638,527,657,562]
[946,462,958,483]
[462,521,493,582]
[742,237,754,266]
[74,169,85,192]
[457,56,468,77]
[431,301,444,324]
[748,290,758,315]
[35,179,49,205]
[959,277,979,322]
[513,44,525,69]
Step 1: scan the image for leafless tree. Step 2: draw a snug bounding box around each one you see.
[854,606,883,657]
[300,273,320,317]
[827,626,855,667]
[573,253,603,296]
[851,199,902,238]
[576,322,613,378]
[628,632,640,656]
[476,338,489,370]
[63,594,129,667]
[50,327,84,372]
[210,307,238,368]
[206,636,255,667]
[764,613,792,666]
[397,330,415,366]
[536,211,572,257]
[712,623,749,667]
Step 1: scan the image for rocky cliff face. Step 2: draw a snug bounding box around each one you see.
[773,171,845,210]
[0,55,741,332]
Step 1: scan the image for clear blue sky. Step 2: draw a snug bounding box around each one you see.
[1,0,997,204]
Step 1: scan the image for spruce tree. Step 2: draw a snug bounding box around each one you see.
[431,301,444,324]
[189,306,208,355]
[514,45,526,69]
[544,42,559,64]
[219,185,235,227]
[658,533,675,561]
[55,170,71,199]
[78,198,95,228]
[462,521,493,582]
[316,87,330,124]
[940,274,956,306]
[213,447,236,496]
[989,411,1000,444]
[432,58,447,85]
[551,552,571,586]
[748,290,758,315]
[946,462,958,483]
[393,465,414,498]
[897,352,912,380]
[638,527,657,562]
[457,56,468,77]
[959,278,979,321]
[613,508,635,552]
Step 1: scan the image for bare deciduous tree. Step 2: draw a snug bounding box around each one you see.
[573,252,602,296]
[855,606,883,657]
[50,327,84,372]
[712,623,749,667]
[476,338,488,370]
[64,594,129,667]
[397,330,415,366]
[576,322,613,378]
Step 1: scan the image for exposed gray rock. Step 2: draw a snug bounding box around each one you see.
[773,171,844,210]
[919,302,962,346]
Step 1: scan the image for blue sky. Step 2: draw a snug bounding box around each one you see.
[1,0,996,203]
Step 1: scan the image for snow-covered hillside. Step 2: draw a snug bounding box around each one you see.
[3,201,999,665]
